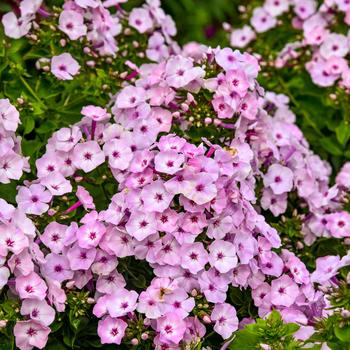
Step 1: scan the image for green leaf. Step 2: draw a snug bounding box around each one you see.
[336,122,350,146]
[229,329,259,349]
[284,323,300,336]
[132,274,147,289]
[321,137,343,156]
[35,120,56,134]
[335,325,350,343]
[23,117,35,134]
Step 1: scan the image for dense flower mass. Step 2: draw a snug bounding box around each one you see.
[0,99,29,184]
[0,0,350,350]
[228,0,350,90]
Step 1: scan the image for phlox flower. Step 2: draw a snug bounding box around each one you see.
[97,317,128,344]
[1,12,31,39]
[165,55,205,88]
[230,25,256,48]
[198,269,229,303]
[0,266,10,289]
[250,7,277,33]
[0,98,20,131]
[208,240,238,273]
[53,126,82,152]
[77,221,106,249]
[116,86,147,109]
[15,272,47,300]
[81,105,111,122]
[160,289,195,319]
[103,139,133,170]
[126,210,157,240]
[141,181,174,213]
[129,8,153,33]
[325,212,350,238]
[155,150,185,175]
[20,299,55,326]
[93,288,138,318]
[0,224,29,256]
[311,255,341,284]
[66,243,97,270]
[72,141,105,173]
[14,320,50,350]
[211,303,239,339]
[270,275,299,307]
[41,253,74,283]
[41,172,72,196]
[59,10,87,40]
[96,271,126,294]
[156,313,186,345]
[263,164,294,195]
[182,173,217,205]
[51,53,80,80]
[41,222,68,254]
[180,242,208,274]
[0,152,26,184]
[16,184,52,215]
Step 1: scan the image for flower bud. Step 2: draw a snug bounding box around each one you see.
[0,320,7,328]
[131,338,139,346]
[191,289,198,297]
[47,209,56,216]
[86,60,95,67]
[141,333,148,340]
[341,310,350,318]
[202,315,211,324]
[66,281,75,289]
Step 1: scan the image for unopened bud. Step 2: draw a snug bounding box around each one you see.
[341,310,350,318]
[181,103,189,112]
[296,241,304,249]
[124,28,131,35]
[204,117,212,125]
[87,298,95,304]
[222,22,231,31]
[191,289,198,297]
[202,315,211,324]
[83,47,91,54]
[47,209,56,216]
[86,60,95,67]
[143,318,151,326]
[141,333,148,340]
[131,338,139,346]
[66,281,75,289]
[213,118,221,126]
[0,320,7,328]
[60,39,66,47]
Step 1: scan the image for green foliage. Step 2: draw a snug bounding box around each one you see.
[229,310,307,350]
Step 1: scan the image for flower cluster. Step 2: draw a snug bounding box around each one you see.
[228,0,350,89]
[0,99,29,184]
